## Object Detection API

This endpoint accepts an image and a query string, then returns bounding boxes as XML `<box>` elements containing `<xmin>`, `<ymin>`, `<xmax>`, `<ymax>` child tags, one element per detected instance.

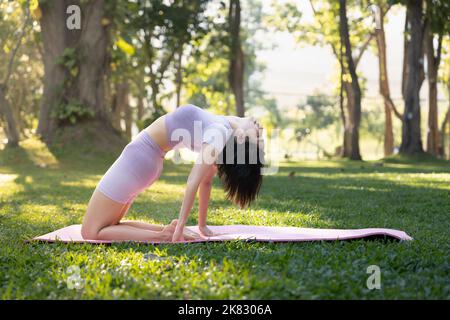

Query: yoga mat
<box><xmin>31</xmin><ymin>224</ymin><xmax>413</xmax><ymax>244</ymax></box>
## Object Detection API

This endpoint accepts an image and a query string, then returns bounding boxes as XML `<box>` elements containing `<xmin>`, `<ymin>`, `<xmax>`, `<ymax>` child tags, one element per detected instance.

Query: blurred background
<box><xmin>0</xmin><ymin>0</ymin><xmax>449</xmax><ymax>162</ymax></box>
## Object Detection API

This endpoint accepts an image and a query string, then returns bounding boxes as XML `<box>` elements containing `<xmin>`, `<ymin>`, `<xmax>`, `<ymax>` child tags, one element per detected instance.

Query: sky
<box><xmin>254</xmin><ymin>1</ymin><xmax>437</xmax><ymax>110</ymax></box>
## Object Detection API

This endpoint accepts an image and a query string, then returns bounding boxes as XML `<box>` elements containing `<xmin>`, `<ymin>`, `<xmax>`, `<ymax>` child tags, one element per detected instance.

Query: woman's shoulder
<box><xmin>172</xmin><ymin>104</ymin><xmax>202</xmax><ymax>117</ymax></box>
<box><xmin>179</xmin><ymin>104</ymin><xmax>202</xmax><ymax>112</ymax></box>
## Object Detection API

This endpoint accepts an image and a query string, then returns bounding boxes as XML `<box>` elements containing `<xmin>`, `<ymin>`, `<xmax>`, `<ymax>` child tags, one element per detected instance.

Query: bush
<box><xmin>52</xmin><ymin>100</ymin><xmax>94</xmax><ymax>125</ymax></box>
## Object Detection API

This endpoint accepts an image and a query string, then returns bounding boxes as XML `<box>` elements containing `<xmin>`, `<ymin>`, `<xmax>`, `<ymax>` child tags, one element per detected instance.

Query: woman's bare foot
<box><xmin>160</xmin><ymin>219</ymin><xmax>178</xmax><ymax>241</ymax></box>
<box><xmin>183</xmin><ymin>228</ymin><xmax>202</xmax><ymax>241</ymax></box>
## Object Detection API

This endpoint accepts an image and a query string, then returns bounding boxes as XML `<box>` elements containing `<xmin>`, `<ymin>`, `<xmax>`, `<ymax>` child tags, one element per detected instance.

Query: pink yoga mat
<box><xmin>31</xmin><ymin>224</ymin><xmax>413</xmax><ymax>244</ymax></box>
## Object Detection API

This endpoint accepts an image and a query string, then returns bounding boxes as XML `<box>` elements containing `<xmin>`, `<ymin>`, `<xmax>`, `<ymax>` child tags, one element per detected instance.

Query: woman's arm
<box><xmin>198</xmin><ymin>166</ymin><xmax>217</xmax><ymax>236</ymax></box>
<box><xmin>172</xmin><ymin>144</ymin><xmax>217</xmax><ymax>242</ymax></box>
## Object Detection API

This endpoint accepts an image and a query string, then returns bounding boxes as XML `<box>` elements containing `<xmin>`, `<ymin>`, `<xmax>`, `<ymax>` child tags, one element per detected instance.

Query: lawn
<box><xmin>0</xmin><ymin>138</ymin><xmax>449</xmax><ymax>299</ymax></box>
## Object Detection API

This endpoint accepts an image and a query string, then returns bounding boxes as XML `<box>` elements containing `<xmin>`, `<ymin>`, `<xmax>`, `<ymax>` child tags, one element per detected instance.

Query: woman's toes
<box><xmin>161</xmin><ymin>225</ymin><xmax>175</xmax><ymax>241</ymax></box>
<box><xmin>165</xmin><ymin>224</ymin><xmax>175</xmax><ymax>233</ymax></box>
<box><xmin>184</xmin><ymin>229</ymin><xmax>200</xmax><ymax>240</ymax></box>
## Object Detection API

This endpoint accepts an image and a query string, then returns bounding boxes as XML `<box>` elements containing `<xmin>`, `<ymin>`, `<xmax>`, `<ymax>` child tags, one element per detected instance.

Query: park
<box><xmin>0</xmin><ymin>0</ymin><xmax>449</xmax><ymax>300</ymax></box>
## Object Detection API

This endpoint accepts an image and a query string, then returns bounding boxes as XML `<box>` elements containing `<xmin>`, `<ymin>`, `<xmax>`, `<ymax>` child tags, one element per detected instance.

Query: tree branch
<box><xmin>441</xmin><ymin>105</ymin><xmax>450</xmax><ymax>133</ymax></box>
<box><xmin>2</xmin><ymin>5</ymin><xmax>31</xmax><ymax>87</ymax></box>
<box><xmin>157</xmin><ymin>47</ymin><xmax>177</xmax><ymax>84</ymax></box>
<box><xmin>354</xmin><ymin>32</ymin><xmax>375</xmax><ymax>67</ymax></box>
<box><xmin>435</xmin><ymin>32</ymin><xmax>443</xmax><ymax>68</ymax></box>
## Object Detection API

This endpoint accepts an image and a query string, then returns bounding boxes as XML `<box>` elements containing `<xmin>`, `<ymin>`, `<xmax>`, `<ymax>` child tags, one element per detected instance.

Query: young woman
<box><xmin>81</xmin><ymin>104</ymin><xmax>264</xmax><ymax>242</ymax></box>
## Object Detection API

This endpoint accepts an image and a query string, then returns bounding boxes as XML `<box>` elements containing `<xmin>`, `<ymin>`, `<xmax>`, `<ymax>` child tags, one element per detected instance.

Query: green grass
<box><xmin>0</xmin><ymin>138</ymin><xmax>449</xmax><ymax>299</ymax></box>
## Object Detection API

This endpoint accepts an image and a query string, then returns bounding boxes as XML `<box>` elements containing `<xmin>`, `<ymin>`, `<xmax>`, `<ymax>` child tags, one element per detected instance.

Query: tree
<box><xmin>111</xmin><ymin>82</ymin><xmax>130</xmax><ymax>136</ymax></box>
<box><xmin>268</xmin><ymin>0</ymin><xmax>373</xmax><ymax>160</ymax></box>
<box><xmin>37</xmin><ymin>0</ymin><xmax>113</xmax><ymax>142</ymax></box>
<box><xmin>240</xmin><ymin>0</ymin><xmax>279</xmax><ymax>125</ymax></box>
<box><xmin>438</xmin><ymin>38</ymin><xmax>450</xmax><ymax>159</ymax></box>
<box><xmin>171</xmin><ymin>0</ymin><xmax>210</xmax><ymax>110</ymax></box>
<box><xmin>185</xmin><ymin>0</ymin><xmax>273</xmax><ymax>118</ymax></box>
<box><xmin>339</xmin><ymin>0</ymin><xmax>362</xmax><ymax>160</ymax></box>
<box><xmin>442</xmin><ymin>81</ymin><xmax>450</xmax><ymax>158</ymax></box>
<box><xmin>370</xmin><ymin>2</ymin><xmax>403</xmax><ymax>156</ymax></box>
<box><xmin>0</xmin><ymin>2</ymin><xmax>31</xmax><ymax>147</ymax></box>
<box><xmin>296</xmin><ymin>93</ymin><xmax>340</xmax><ymax>133</ymax></box>
<box><xmin>228</xmin><ymin>0</ymin><xmax>245</xmax><ymax>117</ymax></box>
<box><xmin>424</xmin><ymin>0</ymin><xmax>450</xmax><ymax>155</ymax></box>
<box><xmin>130</xmin><ymin>0</ymin><xmax>209</xmax><ymax>118</ymax></box>
<box><xmin>398</xmin><ymin>0</ymin><xmax>425</xmax><ymax>154</ymax></box>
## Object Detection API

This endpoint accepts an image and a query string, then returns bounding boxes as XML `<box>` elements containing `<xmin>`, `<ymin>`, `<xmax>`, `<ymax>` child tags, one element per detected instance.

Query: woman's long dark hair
<box><xmin>216</xmin><ymin>137</ymin><xmax>264</xmax><ymax>208</ymax></box>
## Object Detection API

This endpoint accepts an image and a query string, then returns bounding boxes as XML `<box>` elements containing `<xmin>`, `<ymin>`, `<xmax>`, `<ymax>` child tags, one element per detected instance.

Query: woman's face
<box><xmin>236</xmin><ymin>117</ymin><xmax>263</xmax><ymax>145</ymax></box>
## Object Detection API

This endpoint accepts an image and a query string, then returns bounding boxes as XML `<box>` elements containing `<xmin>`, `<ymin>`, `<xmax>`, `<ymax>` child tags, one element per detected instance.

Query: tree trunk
<box><xmin>441</xmin><ymin>105</ymin><xmax>450</xmax><ymax>159</ymax></box>
<box><xmin>447</xmin><ymin>107</ymin><xmax>450</xmax><ymax>161</ymax></box>
<box><xmin>0</xmin><ymin>5</ymin><xmax>30</xmax><ymax>147</ymax></box>
<box><xmin>37</xmin><ymin>0</ymin><xmax>111</xmax><ymax>142</ymax></box>
<box><xmin>374</xmin><ymin>6</ymin><xmax>395</xmax><ymax>156</ymax></box>
<box><xmin>150</xmin><ymin>78</ymin><xmax>159</xmax><ymax>111</ymax></box>
<box><xmin>111</xmin><ymin>82</ymin><xmax>129</xmax><ymax>131</ymax></box>
<box><xmin>384</xmin><ymin>101</ymin><xmax>394</xmax><ymax>156</ymax></box>
<box><xmin>175</xmin><ymin>44</ymin><xmax>183</xmax><ymax>108</ymax></box>
<box><xmin>137</xmin><ymin>97</ymin><xmax>144</xmax><ymax>121</ymax></box>
<box><xmin>441</xmin><ymin>82</ymin><xmax>450</xmax><ymax>159</ymax></box>
<box><xmin>425</xmin><ymin>27</ymin><xmax>442</xmax><ymax>156</ymax></box>
<box><xmin>400</xmin><ymin>0</ymin><xmax>425</xmax><ymax>155</ymax></box>
<box><xmin>402</xmin><ymin>10</ymin><xmax>409</xmax><ymax>101</ymax></box>
<box><xmin>124</xmin><ymin>87</ymin><xmax>132</xmax><ymax>140</ymax></box>
<box><xmin>339</xmin><ymin>0</ymin><xmax>362</xmax><ymax>160</ymax></box>
<box><xmin>228</xmin><ymin>0</ymin><xmax>245</xmax><ymax>117</ymax></box>
<box><xmin>338</xmin><ymin>37</ymin><xmax>347</xmax><ymax>158</ymax></box>
<box><xmin>342</xmin><ymin>81</ymin><xmax>354</xmax><ymax>158</ymax></box>
<box><xmin>37</xmin><ymin>0</ymin><xmax>68</xmax><ymax>141</ymax></box>
<box><xmin>0</xmin><ymin>85</ymin><xmax>20</xmax><ymax>147</ymax></box>
<box><xmin>75</xmin><ymin>0</ymin><xmax>110</xmax><ymax>121</ymax></box>
<box><xmin>133</xmin><ymin>78</ymin><xmax>145</xmax><ymax>121</ymax></box>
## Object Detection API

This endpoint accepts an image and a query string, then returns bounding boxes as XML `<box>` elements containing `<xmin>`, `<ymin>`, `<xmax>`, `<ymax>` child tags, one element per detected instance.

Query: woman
<box><xmin>81</xmin><ymin>104</ymin><xmax>264</xmax><ymax>242</ymax></box>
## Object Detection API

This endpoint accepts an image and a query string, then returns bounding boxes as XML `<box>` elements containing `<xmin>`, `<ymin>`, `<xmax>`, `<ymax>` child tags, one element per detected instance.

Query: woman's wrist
<box><xmin>175</xmin><ymin>222</ymin><xmax>185</xmax><ymax>233</ymax></box>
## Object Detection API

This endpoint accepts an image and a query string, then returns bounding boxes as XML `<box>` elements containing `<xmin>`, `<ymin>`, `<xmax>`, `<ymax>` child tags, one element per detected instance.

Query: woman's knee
<box><xmin>81</xmin><ymin>223</ymin><xmax>100</xmax><ymax>240</ymax></box>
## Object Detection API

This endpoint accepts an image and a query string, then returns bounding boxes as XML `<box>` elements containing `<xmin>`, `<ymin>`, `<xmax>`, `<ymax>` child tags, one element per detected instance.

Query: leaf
<box><xmin>29</xmin><ymin>0</ymin><xmax>39</xmax><ymax>11</ymax></box>
<box><xmin>101</xmin><ymin>18</ymin><xmax>110</xmax><ymax>26</ymax></box>
<box><xmin>70</xmin><ymin>67</ymin><xmax>79</xmax><ymax>77</ymax></box>
<box><xmin>31</xmin><ymin>7</ymin><xmax>42</xmax><ymax>20</ymax></box>
<box><xmin>115</xmin><ymin>37</ymin><xmax>135</xmax><ymax>56</ymax></box>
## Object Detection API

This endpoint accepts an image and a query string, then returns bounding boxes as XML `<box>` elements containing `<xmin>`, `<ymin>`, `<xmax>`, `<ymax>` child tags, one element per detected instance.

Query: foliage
<box><xmin>109</xmin><ymin>0</ymin><xmax>211</xmax><ymax>117</ymax></box>
<box><xmin>360</xmin><ymin>106</ymin><xmax>386</xmax><ymax>141</ymax></box>
<box><xmin>438</xmin><ymin>37</ymin><xmax>450</xmax><ymax>86</ymax></box>
<box><xmin>297</xmin><ymin>94</ymin><xmax>340</xmax><ymax>132</ymax></box>
<box><xmin>185</xmin><ymin>0</ymin><xmax>278</xmax><ymax>118</ymax></box>
<box><xmin>0</xmin><ymin>0</ymin><xmax>43</xmax><ymax>136</ymax></box>
<box><xmin>184</xmin><ymin>38</ymin><xmax>232</xmax><ymax>114</ymax></box>
<box><xmin>56</xmin><ymin>48</ymin><xmax>79</xmax><ymax>78</ymax></box>
<box><xmin>425</xmin><ymin>0</ymin><xmax>450</xmax><ymax>35</ymax></box>
<box><xmin>115</xmin><ymin>37</ymin><xmax>135</xmax><ymax>56</ymax></box>
<box><xmin>51</xmin><ymin>100</ymin><xmax>94</xmax><ymax>125</ymax></box>
<box><xmin>135</xmin><ymin>106</ymin><xmax>166</xmax><ymax>132</ymax></box>
<box><xmin>184</xmin><ymin>1</ymin><xmax>234</xmax><ymax>114</ymax></box>
<box><xmin>268</xmin><ymin>0</ymin><xmax>374</xmax><ymax>55</ymax></box>
<box><xmin>267</xmin><ymin>0</ymin><xmax>373</xmax><ymax>97</ymax></box>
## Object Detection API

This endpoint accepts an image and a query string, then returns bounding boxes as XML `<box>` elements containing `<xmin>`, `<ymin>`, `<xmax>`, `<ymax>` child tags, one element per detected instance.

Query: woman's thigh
<box><xmin>82</xmin><ymin>189</ymin><xmax>130</xmax><ymax>232</ymax></box>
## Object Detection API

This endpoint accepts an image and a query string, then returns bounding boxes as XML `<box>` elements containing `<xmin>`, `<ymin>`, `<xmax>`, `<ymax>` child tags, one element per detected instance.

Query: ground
<box><xmin>0</xmin><ymin>138</ymin><xmax>449</xmax><ymax>299</ymax></box>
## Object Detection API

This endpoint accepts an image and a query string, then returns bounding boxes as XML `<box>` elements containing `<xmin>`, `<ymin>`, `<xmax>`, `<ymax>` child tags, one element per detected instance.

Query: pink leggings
<box><xmin>96</xmin><ymin>130</ymin><xmax>165</xmax><ymax>204</ymax></box>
